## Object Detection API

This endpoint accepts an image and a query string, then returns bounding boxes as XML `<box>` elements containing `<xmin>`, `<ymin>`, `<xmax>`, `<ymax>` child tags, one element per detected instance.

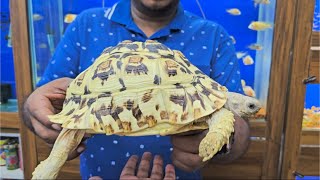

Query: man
<box><xmin>23</xmin><ymin>0</ymin><xmax>250</xmax><ymax>179</ymax></box>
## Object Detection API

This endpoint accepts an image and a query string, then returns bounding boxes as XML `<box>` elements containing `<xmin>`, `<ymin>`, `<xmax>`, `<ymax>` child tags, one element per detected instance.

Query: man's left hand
<box><xmin>170</xmin><ymin>116</ymin><xmax>250</xmax><ymax>172</ymax></box>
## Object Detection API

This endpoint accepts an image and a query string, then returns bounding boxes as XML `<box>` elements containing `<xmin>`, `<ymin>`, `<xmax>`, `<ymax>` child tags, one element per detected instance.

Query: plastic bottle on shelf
<box><xmin>0</xmin><ymin>138</ymin><xmax>9</xmax><ymax>166</ymax></box>
<box><xmin>4</xmin><ymin>143</ymin><xmax>19</xmax><ymax>170</ymax></box>
<box><xmin>0</xmin><ymin>145</ymin><xmax>6</xmax><ymax>166</ymax></box>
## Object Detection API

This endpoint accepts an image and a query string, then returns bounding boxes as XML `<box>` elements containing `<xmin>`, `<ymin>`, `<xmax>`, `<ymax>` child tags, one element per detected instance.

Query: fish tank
<box><xmin>0</xmin><ymin>1</ymin><xmax>317</xmax><ymax>118</ymax></box>
<box><xmin>1</xmin><ymin>0</ymin><xmax>315</xmax><ymax>179</ymax></box>
<box><xmin>23</xmin><ymin>0</ymin><xmax>319</xmax><ymax>129</ymax></box>
<box><xmin>25</xmin><ymin>0</ymin><xmax>276</xmax><ymax>117</ymax></box>
<box><xmin>0</xmin><ymin>0</ymin><xmax>17</xmax><ymax>112</ymax></box>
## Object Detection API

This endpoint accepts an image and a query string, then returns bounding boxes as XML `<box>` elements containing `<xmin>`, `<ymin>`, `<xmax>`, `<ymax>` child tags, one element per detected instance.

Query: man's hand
<box><xmin>22</xmin><ymin>77</ymin><xmax>86</xmax><ymax>160</ymax></box>
<box><xmin>170</xmin><ymin>116</ymin><xmax>250</xmax><ymax>172</ymax></box>
<box><xmin>89</xmin><ymin>152</ymin><xmax>176</xmax><ymax>180</ymax></box>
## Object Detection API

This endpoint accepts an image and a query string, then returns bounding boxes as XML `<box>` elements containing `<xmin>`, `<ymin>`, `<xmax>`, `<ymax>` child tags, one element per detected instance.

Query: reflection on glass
<box><xmin>28</xmin><ymin>0</ymin><xmax>64</xmax><ymax>86</ymax></box>
<box><xmin>0</xmin><ymin>0</ymin><xmax>17</xmax><ymax>112</ymax></box>
<box><xmin>254</xmin><ymin>0</ymin><xmax>276</xmax><ymax>111</ymax></box>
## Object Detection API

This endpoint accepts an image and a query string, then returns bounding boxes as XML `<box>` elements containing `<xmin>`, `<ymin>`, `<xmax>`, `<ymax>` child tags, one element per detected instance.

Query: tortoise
<box><xmin>32</xmin><ymin>40</ymin><xmax>261</xmax><ymax>179</ymax></box>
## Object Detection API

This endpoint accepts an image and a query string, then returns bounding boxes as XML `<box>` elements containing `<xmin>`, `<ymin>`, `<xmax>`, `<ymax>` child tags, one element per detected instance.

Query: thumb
<box><xmin>59</xmin><ymin>77</ymin><xmax>74</xmax><ymax>86</ymax></box>
<box><xmin>52</xmin><ymin>77</ymin><xmax>74</xmax><ymax>91</ymax></box>
<box><xmin>67</xmin><ymin>143</ymin><xmax>86</xmax><ymax>161</ymax></box>
<box><xmin>42</xmin><ymin>77</ymin><xmax>74</xmax><ymax>93</ymax></box>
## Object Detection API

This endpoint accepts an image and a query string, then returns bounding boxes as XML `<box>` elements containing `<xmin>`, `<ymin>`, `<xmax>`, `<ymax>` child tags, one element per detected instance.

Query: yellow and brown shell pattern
<box><xmin>49</xmin><ymin>40</ymin><xmax>228</xmax><ymax>135</ymax></box>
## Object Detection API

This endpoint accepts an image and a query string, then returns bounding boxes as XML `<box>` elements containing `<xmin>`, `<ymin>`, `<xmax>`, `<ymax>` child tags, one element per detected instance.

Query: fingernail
<box><xmin>131</xmin><ymin>155</ymin><xmax>138</xmax><ymax>159</ymax></box>
<box><xmin>143</xmin><ymin>152</ymin><xmax>152</xmax><ymax>156</ymax></box>
<box><xmin>52</xmin><ymin>124</ymin><xmax>62</xmax><ymax>131</ymax></box>
<box><xmin>77</xmin><ymin>146</ymin><xmax>86</xmax><ymax>153</ymax></box>
<box><xmin>84</xmin><ymin>133</ymin><xmax>92</xmax><ymax>138</ymax></box>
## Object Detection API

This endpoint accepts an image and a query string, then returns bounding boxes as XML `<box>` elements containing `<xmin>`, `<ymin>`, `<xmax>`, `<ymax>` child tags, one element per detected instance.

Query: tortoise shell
<box><xmin>49</xmin><ymin>40</ymin><xmax>228</xmax><ymax>135</ymax></box>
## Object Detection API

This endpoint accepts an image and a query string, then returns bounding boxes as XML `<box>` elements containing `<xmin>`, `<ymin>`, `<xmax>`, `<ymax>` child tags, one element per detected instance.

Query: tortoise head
<box><xmin>224</xmin><ymin>92</ymin><xmax>261</xmax><ymax>118</ymax></box>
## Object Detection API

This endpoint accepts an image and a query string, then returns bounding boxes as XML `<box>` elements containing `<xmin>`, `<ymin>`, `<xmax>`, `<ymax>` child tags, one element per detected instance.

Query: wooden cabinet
<box><xmin>298</xmin><ymin>130</ymin><xmax>320</xmax><ymax>176</ymax></box>
<box><xmin>4</xmin><ymin>0</ymin><xmax>317</xmax><ymax>179</ymax></box>
<box><xmin>309</xmin><ymin>32</ymin><xmax>320</xmax><ymax>84</ymax></box>
<box><xmin>295</xmin><ymin>31</ymin><xmax>320</xmax><ymax>178</ymax></box>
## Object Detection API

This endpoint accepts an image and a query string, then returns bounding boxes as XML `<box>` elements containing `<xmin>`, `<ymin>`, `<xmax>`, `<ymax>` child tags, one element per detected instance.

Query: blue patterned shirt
<box><xmin>38</xmin><ymin>0</ymin><xmax>243</xmax><ymax>179</ymax></box>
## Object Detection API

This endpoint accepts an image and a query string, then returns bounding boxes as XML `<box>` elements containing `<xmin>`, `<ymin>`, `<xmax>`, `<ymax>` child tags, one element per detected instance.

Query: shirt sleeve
<box><xmin>36</xmin><ymin>13</ymin><xmax>85</xmax><ymax>87</ymax></box>
<box><xmin>210</xmin><ymin>25</ymin><xmax>244</xmax><ymax>94</ymax></box>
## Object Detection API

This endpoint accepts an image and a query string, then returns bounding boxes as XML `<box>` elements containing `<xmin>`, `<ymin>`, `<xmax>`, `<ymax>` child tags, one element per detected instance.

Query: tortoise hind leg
<box><xmin>199</xmin><ymin>108</ymin><xmax>235</xmax><ymax>161</ymax></box>
<box><xmin>32</xmin><ymin>128</ymin><xmax>86</xmax><ymax>179</ymax></box>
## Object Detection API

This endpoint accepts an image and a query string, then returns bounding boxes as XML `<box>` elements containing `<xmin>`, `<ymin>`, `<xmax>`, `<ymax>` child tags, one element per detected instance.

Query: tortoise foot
<box><xmin>199</xmin><ymin>132</ymin><xmax>226</xmax><ymax>162</ymax></box>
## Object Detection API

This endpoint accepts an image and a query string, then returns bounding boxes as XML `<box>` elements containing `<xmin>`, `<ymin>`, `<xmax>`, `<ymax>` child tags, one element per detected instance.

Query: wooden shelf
<box><xmin>249</xmin><ymin>119</ymin><xmax>267</xmax><ymax>137</ymax></box>
<box><xmin>301</xmin><ymin>128</ymin><xmax>319</xmax><ymax>145</ymax></box>
<box><xmin>0</xmin><ymin>99</ymin><xmax>20</xmax><ymax>129</ymax></box>
<box><xmin>0</xmin><ymin>166</ymin><xmax>24</xmax><ymax>179</ymax></box>
<box><xmin>297</xmin><ymin>128</ymin><xmax>320</xmax><ymax>176</ymax></box>
<box><xmin>298</xmin><ymin>146</ymin><xmax>320</xmax><ymax>176</ymax></box>
<box><xmin>0</xmin><ymin>112</ymin><xmax>20</xmax><ymax>129</ymax></box>
<box><xmin>202</xmin><ymin>139</ymin><xmax>266</xmax><ymax>179</ymax></box>
<box><xmin>311</xmin><ymin>31</ymin><xmax>319</xmax><ymax>47</ymax></box>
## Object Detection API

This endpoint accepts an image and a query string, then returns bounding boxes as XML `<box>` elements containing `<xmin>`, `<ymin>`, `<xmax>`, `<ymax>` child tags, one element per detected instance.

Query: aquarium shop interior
<box><xmin>0</xmin><ymin>0</ymin><xmax>319</xmax><ymax>179</ymax></box>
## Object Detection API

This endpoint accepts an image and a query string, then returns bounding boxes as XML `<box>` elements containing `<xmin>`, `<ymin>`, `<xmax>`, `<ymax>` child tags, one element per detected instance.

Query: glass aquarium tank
<box><xmin>0</xmin><ymin>0</ymin><xmax>17</xmax><ymax>112</ymax></box>
<box><xmin>27</xmin><ymin>0</ymin><xmax>64</xmax><ymax>85</ymax></box>
<box><xmin>27</xmin><ymin>0</ymin><xmax>320</xmax><ymax>126</ymax></box>
<box><xmin>24</xmin><ymin>0</ymin><xmax>319</xmax><ymax>179</ymax></box>
<box><xmin>27</xmin><ymin>0</ymin><xmax>277</xmax><ymax>122</ymax></box>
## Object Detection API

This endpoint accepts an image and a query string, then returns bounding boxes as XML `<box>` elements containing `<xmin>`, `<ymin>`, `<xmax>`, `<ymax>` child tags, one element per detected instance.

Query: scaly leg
<box><xmin>32</xmin><ymin>128</ymin><xmax>86</xmax><ymax>179</ymax></box>
<box><xmin>199</xmin><ymin>108</ymin><xmax>235</xmax><ymax>161</ymax></box>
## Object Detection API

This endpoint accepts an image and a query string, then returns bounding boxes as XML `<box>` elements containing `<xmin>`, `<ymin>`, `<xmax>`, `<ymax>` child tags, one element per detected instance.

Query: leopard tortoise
<box><xmin>32</xmin><ymin>40</ymin><xmax>261</xmax><ymax>179</ymax></box>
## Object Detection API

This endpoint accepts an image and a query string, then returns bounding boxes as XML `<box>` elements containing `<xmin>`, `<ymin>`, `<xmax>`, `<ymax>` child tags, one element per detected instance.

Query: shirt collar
<box><xmin>108</xmin><ymin>0</ymin><xmax>187</xmax><ymax>31</ymax></box>
<box><xmin>167</xmin><ymin>4</ymin><xmax>187</xmax><ymax>30</ymax></box>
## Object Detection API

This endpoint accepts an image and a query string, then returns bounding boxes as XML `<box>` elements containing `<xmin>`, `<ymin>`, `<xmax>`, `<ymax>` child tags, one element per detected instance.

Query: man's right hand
<box><xmin>22</xmin><ymin>77</ymin><xmax>86</xmax><ymax>160</ymax></box>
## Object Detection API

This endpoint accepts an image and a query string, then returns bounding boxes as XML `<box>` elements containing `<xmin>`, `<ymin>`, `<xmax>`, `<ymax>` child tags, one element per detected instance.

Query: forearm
<box><xmin>210</xmin><ymin>116</ymin><xmax>250</xmax><ymax>164</ymax></box>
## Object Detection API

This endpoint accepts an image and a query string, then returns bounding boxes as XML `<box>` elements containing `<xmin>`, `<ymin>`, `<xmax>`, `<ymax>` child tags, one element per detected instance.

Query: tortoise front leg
<box><xmin>32</xmin><ymin>128</ymin><xmax>86</xmax><ymax>179</ymax></box>
<box><xmin>198</xmin><ymin>108</ymin><xmax>235</xmax><ymax>161</ymax></box>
